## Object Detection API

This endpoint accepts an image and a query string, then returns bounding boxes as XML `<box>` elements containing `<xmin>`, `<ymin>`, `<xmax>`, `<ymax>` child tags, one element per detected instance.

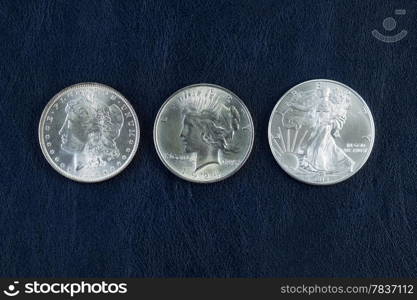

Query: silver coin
<box><xmin>38</xmin><ymin>82</ymin><xmax>140</xmax><ymax>182</ymax></box>
<box><xmin>268</xmin><ymin>79</ymin><xmax>375</xmax><ymax>185</ymax></box>
<box><xmin>154</xmin><ymin>84</ymin><xmax>254</xmax><ymax>183</ymax></box>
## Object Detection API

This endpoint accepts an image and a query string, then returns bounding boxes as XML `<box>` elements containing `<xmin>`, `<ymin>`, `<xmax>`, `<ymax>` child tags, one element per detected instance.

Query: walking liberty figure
<box><xmin>281</xmin><ymin>86</ymin><xmax>354</xmax><ymax>175</ymax></box>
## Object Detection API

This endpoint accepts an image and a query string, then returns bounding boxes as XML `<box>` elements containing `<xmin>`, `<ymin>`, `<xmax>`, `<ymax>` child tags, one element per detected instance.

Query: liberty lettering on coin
<box><xmin>39</xmin><ymin>83</ymin><xmax>140</xmax><ymax>182</ymax></box>
<box><xmin>154</xmin><ymin>84</ymin><xmax>254</xmax><ymax>183</ymax></box>
<box><xmin>268</xmin><ymin>80</ymin><xmax>375</xmax><ymax>185</ymax></box>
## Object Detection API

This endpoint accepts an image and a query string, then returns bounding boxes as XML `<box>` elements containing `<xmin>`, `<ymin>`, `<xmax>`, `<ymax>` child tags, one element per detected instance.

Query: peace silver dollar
<box><xmin>154</xmin><ymin>84</ymin><xmax>254</xmax><ymax>183</ymax></box>
<box><xmin>39</xmin><ymin>83</ymin><xmax>140</xmax><ymax>182</ymax></box>
<box><xmin>268</xmin><ymin>79</ymin><xmax>375</xmax><ymax>185</ymax></box>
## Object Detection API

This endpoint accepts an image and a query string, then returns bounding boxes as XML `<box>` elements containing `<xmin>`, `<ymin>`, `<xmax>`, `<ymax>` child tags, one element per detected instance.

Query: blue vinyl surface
<box><xmin>0</xmin><ymin>0</ymin><xmax>416</xmax><ymax>277</ymax></box>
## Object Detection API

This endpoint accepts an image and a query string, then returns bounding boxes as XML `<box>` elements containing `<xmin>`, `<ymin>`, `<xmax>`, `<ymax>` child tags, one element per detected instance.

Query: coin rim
<box><xmin>38</xmin><ymin>82</ymin><xmax>140</xmax><ymax>183</ymax></box>
<box><xmin>268</xmin><ymin>79</ymin><xmax>375</xmax><ymax>185</ymax></box>
<box><xmin>154</xmin><ymin>83</ymin><xmax>255</xmax><ymax>183</ymax></box>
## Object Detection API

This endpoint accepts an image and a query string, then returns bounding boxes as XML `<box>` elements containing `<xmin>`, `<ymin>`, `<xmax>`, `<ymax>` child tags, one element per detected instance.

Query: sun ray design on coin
<box><xmin>268</xmin><ymin>80</ymin><xmax>375</xmax><ymax>185</ymax></box>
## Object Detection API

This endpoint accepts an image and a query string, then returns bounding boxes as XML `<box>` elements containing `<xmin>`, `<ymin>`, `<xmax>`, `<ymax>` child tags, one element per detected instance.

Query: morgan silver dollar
<box><xmin>154</xmin><ymin>84</ymin><xmax>254</xmax><ymax>183</ymax></box>
<box><xmin>39</xmin><ymin>83</ymin><xmax>140</xmax><ymax>182</ymax></box>
<box><xmin>268</xmin><ymin>79</ymin><xmax>375</xmax><ymax>185</ymax></box>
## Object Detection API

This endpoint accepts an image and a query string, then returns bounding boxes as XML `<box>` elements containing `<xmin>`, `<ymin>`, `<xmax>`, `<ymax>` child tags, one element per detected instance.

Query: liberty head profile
<box><xmin>179</xmin><ymin>89</ymin><xmax>241</xmax><ymax>171</ymax></box>
<box><xmin>58</xmin><ymin>94</ymin><xmax>124</xmax><ymax>171</ymax></box>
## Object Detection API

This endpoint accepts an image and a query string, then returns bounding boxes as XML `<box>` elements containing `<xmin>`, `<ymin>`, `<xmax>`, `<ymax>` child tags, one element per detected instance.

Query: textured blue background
<box><xmin>0</xmin><ymin>0</ymin><xmax>416</xmax><ymax>277</ymax></box>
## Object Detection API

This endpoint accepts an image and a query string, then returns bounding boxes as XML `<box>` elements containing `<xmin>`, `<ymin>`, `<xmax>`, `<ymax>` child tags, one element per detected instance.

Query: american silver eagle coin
<box><xmin>268</xmin><ymin>79</ymin><xmax>375</xmax><ymax>185</ymax></box>
<box><xmin>154</xmin><ymin>84</ymin><xmax>254</xmax><ymax>183</ymax></box>
<box><xmin>39</xmin><ymin>83</ymin><xmax>140</xmax><ymax>182</ymax></box>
